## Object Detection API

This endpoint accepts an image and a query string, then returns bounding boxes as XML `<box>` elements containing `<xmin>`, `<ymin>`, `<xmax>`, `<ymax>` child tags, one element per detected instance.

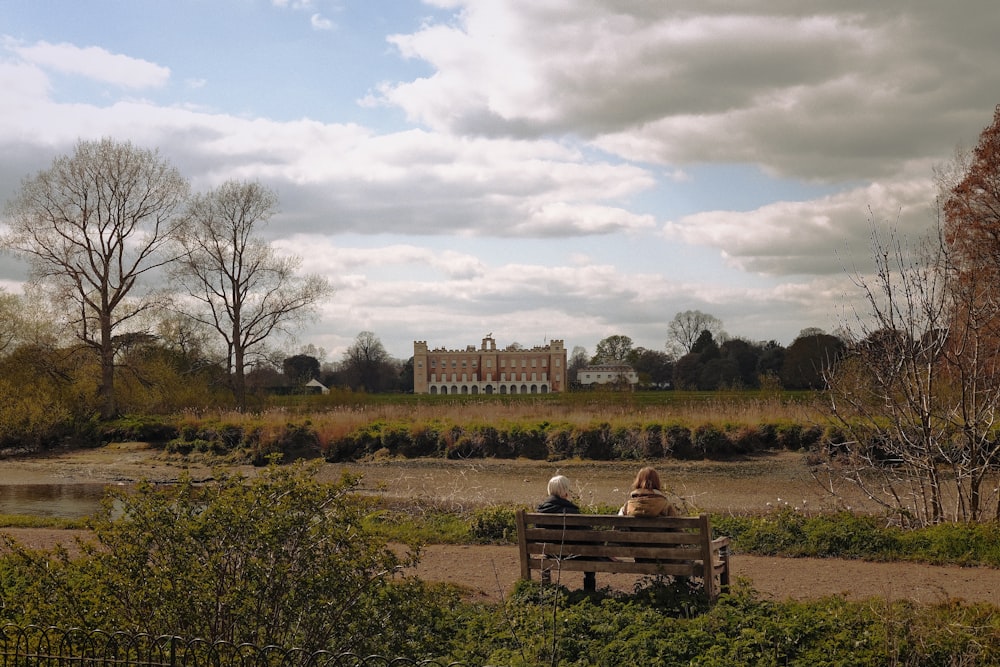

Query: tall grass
<box><xmin>183</xmin><ymin>390</ymin><xmax>824</xmax><ymax>432</ymax></box>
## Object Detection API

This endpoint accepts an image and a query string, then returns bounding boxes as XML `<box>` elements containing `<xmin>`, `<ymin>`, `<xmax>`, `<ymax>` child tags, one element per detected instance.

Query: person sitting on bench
<box><xmin>619</xmin><ymin>467</ymin><xmax>678</xmax><ymax>517</ymax></box>
<box><xmin>536</xmin><ymin>474</ymin><xmax>596</xmax><ymax>591</ymax></box>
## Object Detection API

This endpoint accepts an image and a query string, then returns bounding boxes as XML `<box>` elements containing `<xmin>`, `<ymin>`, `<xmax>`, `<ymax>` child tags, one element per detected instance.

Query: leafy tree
<box><xmin>170</xmin><ymin>180</ymin><xmax>332</xmax><ymax>407</ymax></box>
<box><xmin>2</xmin><ymin>138</ymin><xmax>190</xmax><ymax>418</ymax></box>
<box><xmin>781</xmin><ymin>330</ymin><xmax>844</xmax><ymax>390</ymax></box>
<box><xmin>0</xmin><ymin>344</ymin><xmax>84</xmax><ymax>450</ymax></box>
<box><xmin>672</xmin><ymin>351</ymin><xmax>702</xmax><ymax>390</ymax></box>
<box><xmin>397</xmin><ymin>356</ymin><xmax>415</xmax><ymax>393</ymax></box>
<box><xmin>630</xmin><ymin>347</ymin><xmax>674</xmax><ymax>388</ymax></box>
<box><xmin>667</xmin><ymin>310</ymin><xmax>723</xmax><ymax>355</ymax></box>
<box><xmin>0</xmin><ymin>463</ymin><xmax>453</xmax><ymax>656</ymax></box>
<box><xmin>719</xmin><ymin>338</ymin><xmax>761</xmax><ymax>388</ymax></box>
<box><xmin>699</xmin><ymin>356</ymin><xmax>739</xmax><ymax>391</ymax></box>
<box><xmin>691</xmin><ymin>330</ymin><xmax>720</xmax><ymax>361</ymax></box>
<box><xmin>283</xmin><ymin>353</ymin><xmax>321</xmax><ymax>384</ymax></box>
<box><xmin>756</xmin><ymin>340</ymin><xmax>786</xmax><ymax>383</ymax></box>
<box><xmin>592</xmin><ymin>334</ymin><xmax>633</xmax><ymax>364</ymax></box>
<box><xmin>115</xmin><ymin>337</ymin><xmax>227</xmax><ymax>413</ymax></box>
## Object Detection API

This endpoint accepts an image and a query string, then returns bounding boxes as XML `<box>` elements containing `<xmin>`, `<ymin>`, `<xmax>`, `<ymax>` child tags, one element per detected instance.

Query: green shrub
<box><xmin>100</xmin><ymin>416</ymin><xmax>178</xmax><ymax>443</ymax></box>
<box><xmin>0</xmin><ymin>462</ymin><xmax>451</xmax><ymax>659</ymax></box>
<box><xmin>664</xmin><ymin>424</ymin><xmax>694</xmax><ymax>458</ymax></box>
<box><xmin>544</xmin><ymin>425</ymin><xmax>573</xmax><ymax>460</ymax></box>
<box><xmin>398</xmin><ymin>421</ymin><xmax>438</xmax><ymax>457</ymax></box>
<box><xmin>164</xmin><ymin>438</ymin><xmax>194</xmax><ymax>455</ymax></box>
<box><xmin>469</xmin><ymin>505</ymin><xmax>518</xmax><ymax>543</ymax></box>
<box><xmin>641</xmin><ymin>422</ymin><xmax>665</xmax><ymax>458</ymax></box>
<box><xmin>503</xmin><ymin>421</ymin><xmax>543</xmax><ymax>459</ymax></box>
<box><xmin>572</xmin><ymin>422</ymin><xmax>614</xmax><ymax>460</ymax></box>
<box><xmin>692</xmin><ymin>423</ymin><xmax>729</xmax><ymax>458</ymax></box>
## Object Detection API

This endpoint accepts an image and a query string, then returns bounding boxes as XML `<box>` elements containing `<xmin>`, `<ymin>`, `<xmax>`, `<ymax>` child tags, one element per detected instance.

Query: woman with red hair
<box><xmin>619</xmin><ymin>466</ymin><xmax>679</xmax><ymax>517</ymax></box>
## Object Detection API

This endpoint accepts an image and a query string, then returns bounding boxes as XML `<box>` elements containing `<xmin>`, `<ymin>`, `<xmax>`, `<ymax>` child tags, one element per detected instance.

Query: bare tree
<box><xmin>2</xmin><ymin>138</ymin><xmax>189</xmax><ymax>418</ymax></box>
<box><xmin>340</xmin><ymin>331</ymin><xmax>392</xmax><ymax>393</ymax></box>
<box><xmin>171</xmin><ymin>180</ymin><xmax>332</xmax><ymax>407</ymax></box>
<box><xmin>567</xmin><ymin>345</ymin><xmax>589</xmax><ymax>385</ymax></box>
<box><xmin>667</xmin><ymin>310</ymin><xmax>723</xmax><ymax>356</ymax></box>
<box><xmin>825</xmin><ymin>216</ymin><xmax>1000</xmax><ymax>525</ymax></box>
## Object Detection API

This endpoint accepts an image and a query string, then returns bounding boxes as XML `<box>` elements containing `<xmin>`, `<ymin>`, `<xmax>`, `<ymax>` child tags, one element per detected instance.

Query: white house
<box><xmin>304</xmin><ymin>378</ymin><xmax>329</xmax><ymax>395</ymax></box>
<box><xmin>577</xmin><ymin>364</ymin><xmax>638</xmax><ymax>387</ymax></box>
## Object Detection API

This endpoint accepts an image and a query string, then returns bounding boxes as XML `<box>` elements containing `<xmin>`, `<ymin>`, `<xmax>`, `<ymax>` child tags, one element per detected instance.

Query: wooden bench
<box><xmin>515</xmin><ymin>510</ymin><xmax>731</xmax><ymax>599</ymax></box>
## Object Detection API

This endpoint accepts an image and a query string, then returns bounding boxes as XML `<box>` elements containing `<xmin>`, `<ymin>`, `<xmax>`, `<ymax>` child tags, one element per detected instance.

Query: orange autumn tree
<box><xmin>944</xmin><ymin>105</ymin><xmax>1000</xmax><ymax>276</ymax></box>
<box><xmin>940</xmin><ymin>104</ymin><xmax>1000</xmax><ymax>521</ymax></box>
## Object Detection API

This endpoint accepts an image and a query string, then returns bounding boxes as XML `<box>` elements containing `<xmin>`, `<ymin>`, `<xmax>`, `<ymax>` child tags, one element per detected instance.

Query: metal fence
<box><xmin>0</xmin><ymin>625</ymin><xmax>471</xmax><ymax>667</ymax></box>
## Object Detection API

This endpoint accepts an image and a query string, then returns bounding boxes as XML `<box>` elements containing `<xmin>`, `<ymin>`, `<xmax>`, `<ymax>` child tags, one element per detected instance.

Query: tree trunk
<box><xmin>100</xmin><ymin>314</ymin><xmax>116</xmax><ymax>419</ymax></box>
<box><xmin>233</xmin><ymin>318</ymin><xmax>246</xmax><ymax>409</ymax></box>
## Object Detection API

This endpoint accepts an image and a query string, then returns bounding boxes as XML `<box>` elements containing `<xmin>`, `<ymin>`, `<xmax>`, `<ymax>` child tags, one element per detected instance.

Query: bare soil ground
<box><xmin>3</xmin><ymin>443</ymin><xmax>999</xmax><ymax>605</ymax></box>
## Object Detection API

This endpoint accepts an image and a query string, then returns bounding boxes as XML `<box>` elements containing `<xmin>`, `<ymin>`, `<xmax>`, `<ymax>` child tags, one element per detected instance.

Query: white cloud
<box><xmin>310</xmin><ymin>13</ymin><xmax>334</xmax><ymax>30</ymax></box>
<box><xmin>663</xmin><ymin>178</ymin><xmax>938</xmax><ymax>276</ymax></box>
<box><xmin>379</xmin><ymin>2</ymin><xmax>1000</xmax><ymax>182</ymax></box>
<box><xmin>8</xmin><ymin>39</ymin><xmax>169</xmax><ymax>89</ymax></box>
<box><xmin>3</xmin><ymin>2</ymin><xmax>998</xmax><ymax>359</ymax></box>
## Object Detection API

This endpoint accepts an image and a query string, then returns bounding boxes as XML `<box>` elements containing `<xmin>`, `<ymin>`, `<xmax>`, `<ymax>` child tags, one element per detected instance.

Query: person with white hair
<box><xmin>536</xmin><ymin>474</ymin><xmax>596</xmax><ymax>591</ymax></box>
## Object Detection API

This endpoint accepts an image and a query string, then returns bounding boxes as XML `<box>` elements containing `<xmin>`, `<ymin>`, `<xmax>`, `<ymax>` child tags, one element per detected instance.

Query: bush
<box><xmin>469</xmin><ymin>505</ymin><xmax>518</xmax><ymax>543</ymax></box>
<box><xmin>100</xmin><ymin>416</ymin><xmax>179</xmax><ymax>443</ymax></box>
<box><xmin>692</xmin><ymin>423</ymin><xmax>729</xmax><ymax>458</ymax></box>
<box><xmin>663</xmin><ymin>424</ymin><xmax>694</xmax><ymax>458</ymax></box>
<box><xmin>0</xmin><ymin>462</ymin><xmax>453</xmax><ymax>658</ymax></box>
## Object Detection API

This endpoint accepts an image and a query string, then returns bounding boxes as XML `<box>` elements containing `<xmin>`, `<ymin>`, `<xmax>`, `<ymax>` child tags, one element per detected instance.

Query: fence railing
<box><xmin>0</xmin><ymin>625</ymin><xmax>471</xmax><ymax>667</ymax></box>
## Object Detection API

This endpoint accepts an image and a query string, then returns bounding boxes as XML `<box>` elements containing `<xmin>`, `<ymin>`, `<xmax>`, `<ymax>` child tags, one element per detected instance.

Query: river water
<box><xmin>0</xmin><ymin>483</ymin><xmax>109</xmax><ymax>518</ymax></box>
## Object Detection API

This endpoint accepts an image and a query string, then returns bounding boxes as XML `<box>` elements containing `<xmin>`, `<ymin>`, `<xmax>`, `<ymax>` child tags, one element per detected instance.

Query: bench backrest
<box><xmin>516</xmin><ymin>510</ymin><xmax>727</xmax><ymax>598</ymax></box>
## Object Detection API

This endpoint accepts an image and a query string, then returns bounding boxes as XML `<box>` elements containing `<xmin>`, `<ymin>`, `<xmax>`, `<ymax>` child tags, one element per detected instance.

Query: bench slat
<box><xmin>528</xmin><ymin>558</ymin><xmax>701</xmax><ymax>577</ymax></box>
<box><xmin>523</xmin><ymin>528</ymin><xmax>702</xmax><ymax>546</ymax></box>
<box><xmin>515</xmin><ymin>510</ymin><xmax>731</xmax><ymax>601</ymax></box>
<box><xmin>525</xmin><ymin>544</ymin><xmax>701</xmax><ymax>560</ymax></box>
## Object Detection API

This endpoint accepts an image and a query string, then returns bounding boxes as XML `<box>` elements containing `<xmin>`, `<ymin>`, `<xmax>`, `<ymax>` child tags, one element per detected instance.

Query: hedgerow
<box><xmin>442</xmin><ymin>584</ymin><xmax>1000</xmax><ymax>666</ymax></box>
<box><xmin>317</xmin><ymin>417</ymin><xmax>828</xmax><ymax>462</ymax></box>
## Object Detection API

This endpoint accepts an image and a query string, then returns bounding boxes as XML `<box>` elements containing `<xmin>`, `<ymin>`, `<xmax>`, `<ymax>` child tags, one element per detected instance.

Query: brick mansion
<box><xmin>413</xmin><ymin>336</ymin><xmax>567</xmax><ymax>394</ymax></box>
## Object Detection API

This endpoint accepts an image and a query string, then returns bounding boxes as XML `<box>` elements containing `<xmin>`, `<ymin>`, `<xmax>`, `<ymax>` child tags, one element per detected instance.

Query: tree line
<box><xmin>1</xmin><ymin>138</ymin><xmax>332</xmax><ymax>419</ymax></box>
<box><xmin>568</xmin><ymin>316</ymin><xmax>845</xmax><ymax>392</ymax></box>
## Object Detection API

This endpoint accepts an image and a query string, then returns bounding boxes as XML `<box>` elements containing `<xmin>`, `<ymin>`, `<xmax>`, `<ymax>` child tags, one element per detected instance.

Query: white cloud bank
<box><xmin>7</xmin><ymin>39</ymin><xmax>170</xmax><ymax>89</ymax></box>
<box><xmin>1</xmin><ymin>0</ymin><xmax>999</xmax><ymax>357</ymax></box>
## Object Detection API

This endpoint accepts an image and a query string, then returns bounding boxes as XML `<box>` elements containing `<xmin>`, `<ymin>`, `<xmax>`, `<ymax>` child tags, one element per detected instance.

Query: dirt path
<box><xmin>405</xmin><ymin>543</ymin><xmax>1000</xmax><ymax>605</ymax></box>
<box><xmin>3</xmin><ymin>527</ymin><xmax>996</xmax><ymax>606</ymax></box>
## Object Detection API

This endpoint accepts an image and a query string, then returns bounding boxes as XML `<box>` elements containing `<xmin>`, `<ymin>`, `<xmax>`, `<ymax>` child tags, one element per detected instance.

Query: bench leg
<box><xmin>583</xmin><ymin>572</ymin><xmax>596</xmax><ymax>591</ymax></box>
<box><xmin>541</xmin><ymin>568</ymin><xmax>551</xmax><ymax>585</ymax></box>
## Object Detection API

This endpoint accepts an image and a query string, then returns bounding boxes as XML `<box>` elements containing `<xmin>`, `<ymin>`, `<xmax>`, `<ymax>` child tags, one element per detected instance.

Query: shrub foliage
<box><xmin>0</xmin><ymin>462</ymin><xmax>460</xmax><ymax>657</ymax></box>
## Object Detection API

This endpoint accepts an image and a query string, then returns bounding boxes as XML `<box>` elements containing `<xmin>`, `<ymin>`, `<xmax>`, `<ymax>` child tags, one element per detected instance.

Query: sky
<box><xmin>1</xmin><ymin>1</ymin><xmax>999</xmax><ymax>364</ymax></box>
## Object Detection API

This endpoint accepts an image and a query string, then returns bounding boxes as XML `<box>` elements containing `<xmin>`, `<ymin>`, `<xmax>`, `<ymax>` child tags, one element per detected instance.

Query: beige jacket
<box><xmin>621</xmin><ymin>488</ymin><xmax>678</xmax><ymax>517</ymax></box>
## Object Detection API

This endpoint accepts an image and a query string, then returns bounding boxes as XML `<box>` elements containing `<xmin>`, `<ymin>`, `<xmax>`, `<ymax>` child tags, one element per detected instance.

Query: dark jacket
<box><xmin>537</xmin><ymin>494</ymin><xmax>581</xmax><ymax>514</ymax></box>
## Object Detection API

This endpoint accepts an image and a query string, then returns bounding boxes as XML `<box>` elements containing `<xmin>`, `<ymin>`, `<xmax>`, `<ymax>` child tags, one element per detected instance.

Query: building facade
<box><xmin>413</xmin><ymin>336</ymin><xmax>567</xmax><ymax>395</ymax></box>
<box><xmin>577</xmin><ymin>364</ymin><xmax>638</xmax><ymax>387</ymax></box>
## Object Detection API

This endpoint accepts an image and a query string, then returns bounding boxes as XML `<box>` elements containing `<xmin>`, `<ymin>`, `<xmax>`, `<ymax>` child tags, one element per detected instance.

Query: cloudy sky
<box><xmin>1</xmin><ymin>1</ymin><xmax>998</xmax><ymax>363</ymax></box>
